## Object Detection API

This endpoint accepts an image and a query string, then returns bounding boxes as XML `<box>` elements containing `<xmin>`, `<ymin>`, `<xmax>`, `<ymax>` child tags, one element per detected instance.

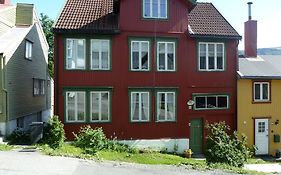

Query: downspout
<box><xmin>0</xmin><ymin>53</ymin><xmax>8</xmax><ymax>136</ymax></box>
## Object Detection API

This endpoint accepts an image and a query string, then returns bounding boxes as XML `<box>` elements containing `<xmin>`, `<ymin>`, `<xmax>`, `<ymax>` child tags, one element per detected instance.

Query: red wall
<box><xmin>54</xmin><ymin>0</ymin><xmax>238</xmax><ymax>140</ymax></box>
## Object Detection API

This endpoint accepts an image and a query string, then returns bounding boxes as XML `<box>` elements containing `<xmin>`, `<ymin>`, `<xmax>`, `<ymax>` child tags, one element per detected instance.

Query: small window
<box><xmin>254</xmin><ymin>82</ymin><xmax>270</xmax><ymax>102</ymax></box>
<box><xmin>194</xmin><ymin>94</ymin><xmax>229</xmax><ymax>110</ymax></box>
<box><xmin>143</xmin><ymin>0</ymin><xmax>167</xmax><ymax>19</ymax></box>
<box><xmin>156</xmin><ymin>91</ymin><xmax>176</xmax><ymax>122</ymax></box>
<box><xmin>66</xmin><ymin>91</ymin><xmax>86</xmax><ymax>122</ymax></box>
<box><xmin>91</xmin><ymin>39</ymin><xmax>110</xmax><ymax>70</ymax></box>
<box><xmin>131</xmin><ymin>41</ymin><xmax>150</xmax><ymax>71</ymax></box>
<box><xmin>33</xmin><ymin>79</ymin><xmax>45</xmax><ymax>96</ymax></box>
<box><xmin>130</xmin><ymin>91</ymin><xmax>150</xmax><ymax>122</ymax></box>
<box><xmin>258</xmin><ymin>122</ymin><xmax>266</xmax><ymax>133</ymax></box>
<box><xmin>90</xmin><ymin>91</ymin><xmax>110</xmax><ymax>122</ymax></box>
<box><xmin>199</xmin><ymin>43</ymin><xmax>224</xmax><ymax>71</ymax></box>
<box><xmin>157</xmin><ymin>42</ymin><xmax>175</xmax><ymax>71</ymax></box>
<box><xmin>66</xmin><ymin>39</ymin><xmax>86</xmax><ymax>70</ymax></box>
<box><xmin>25</xmin><ymin>40</ymin><xmax>33</xmax><ymax>60</ymax></box>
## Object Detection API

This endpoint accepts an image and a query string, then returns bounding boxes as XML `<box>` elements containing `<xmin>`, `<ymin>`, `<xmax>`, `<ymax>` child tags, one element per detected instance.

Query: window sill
<box><xmin>198</xmin><ymin>69</ymin><xmax>225</xmax><ymax>72</ymax></box>
<box><xmin>252</xmin><ymin>100</ymin><xmax>271</xmax><ymax>104</ymax></box>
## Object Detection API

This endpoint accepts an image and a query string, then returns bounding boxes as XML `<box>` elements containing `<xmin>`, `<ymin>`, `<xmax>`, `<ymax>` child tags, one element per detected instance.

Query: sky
<box><xmin>12</xmin><ymin>0</ymin><xmax>281</xmax><ymax>50</ymax></box>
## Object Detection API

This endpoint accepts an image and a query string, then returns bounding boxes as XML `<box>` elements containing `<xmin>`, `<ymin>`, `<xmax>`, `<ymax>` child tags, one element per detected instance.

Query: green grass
<box><xmin>0</xmin><ymin>144</ymin><xmax>13</xmax><ymax>151</ymax></box>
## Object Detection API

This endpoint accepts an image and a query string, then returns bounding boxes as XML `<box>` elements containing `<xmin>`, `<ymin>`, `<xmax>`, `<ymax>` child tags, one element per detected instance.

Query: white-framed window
<box><xmin>130</xmin><ymin>91</ymin><xmax>150</xmax><ymax>122</ymax></box>
<box><xmin>66</xmin><ymin>39</ymin><xmax>86</xmax><ymax>70</ymax></box>
<box><xmin>131</xmin><ymin>41</ymin><xmax>150</xmax><ymax>71</ymax></box>
<box><xmin>157</xmin><ymin>42</ymin><xmax>175</xmax><ymax>71</ymax></box>
<box><xmin>254</xmin><ymin>82</ymin><xmax>270</xmax><ymax>102</ymax></box>
<box><xmin>66</xmin><ymin>91</ymin><xmax>86</xmax><ymax>122</ymax></box>
<box><xmin>156</xmin><ymin>91</ymin><xmax>176</xmax><ymax>121</ymax></box>
<box><xmin>25</xmin><ymin>40</ymin><xmax>33</xmax><ymax>60</ymax></box>
<box><xmin>143</xmin><ymin>0</ymin><xmax>167</xmax><ymax>19</ymax></box>
<box><xmin>194</xmin><ymin>95</ymin><xmax>229</xmax><ymax>110</ymax></box>
<box><xmin>91</xmin><ymin>39</ymin><xmax>110</xmax><ymax>70</ymax></box>
<box><xmin>90</xmin><ymin>91</ymin><xmax>110</xmax><ymax>122</ymax></box>
<box><xmin>33</xmin><ymin>79</ymin><xmax>45</xmax><ymax>96</ymax></box>
<box><xmin>198</xmin><ymin>42</ymin><xmax>224</xmax><ymax>71</ymax></box>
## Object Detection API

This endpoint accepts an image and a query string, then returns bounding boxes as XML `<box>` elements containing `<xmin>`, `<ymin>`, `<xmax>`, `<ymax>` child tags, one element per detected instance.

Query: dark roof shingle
<box><xmin>188</xmin><ymin>3</ymin><xmax>241</xmax><ymax>39</ymax></box>
<box><xmin>53</xmin><ymin>0</ymin><xmax>119</xmax><ymax>33</ymax></box>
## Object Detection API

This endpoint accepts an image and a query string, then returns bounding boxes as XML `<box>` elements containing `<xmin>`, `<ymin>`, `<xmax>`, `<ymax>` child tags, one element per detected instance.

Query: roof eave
<box><xmin>239</xmin><ymin>76</ymin><xmax>281</xmax><ymax>80</ymax></box>
<box><xmin>52</xmin><ymin>28</ymin><xmax>121</xmax><ymax>35</ymax></box>
<box><xmin>189</xmin><ymin>34</ymin><xmax>242</xmax><ymax>40</ymax></box>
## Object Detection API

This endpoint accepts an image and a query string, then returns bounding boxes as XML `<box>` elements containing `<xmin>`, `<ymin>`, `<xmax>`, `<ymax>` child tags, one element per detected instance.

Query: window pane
<box><xmin>91</xmin><ymin>93</ymin><xmax>99</xmax><ymax>121</ymax></box>
<box><xmin>101</xmin><ymin>52</ymin><xmax>109</xmax><ymax>69</ymax></box>
<box><xmin>132</xmin><ymin>42</ymin><xmax>139</xmax><ymax>51</ymax></box>
<box><xmin>67</xmin><ymin>93</ymin><xmax>75</xmax><ymax>121</ymax></box>
<box><xmin>167</xmin><ymin>93</ymin><xmax>175</xmax><ymax>120</ymax></box>
<box><xmin>255</xmin><ymin>84</ymin><xmax>261</xmax><ymax>100</ymax></box>
<box><xmin>195</xmin><ymin>97</ymin><xmax>206</xmax><ymax>109</ymax></box>
<box><xmin>132</xmin><ymin>52</ymin><xmax>139</xmax><ymax>69</ymax></box>
<box><xmin>101</xmin><ymin>93</ymin><xmax>109</xmax><ymax>121</ymax></box>
<box><xmin>207</xmin><ymin>96</ymin><xmax>216</xmax><ymax>108</ymax></box>
<box><xmin>167</xmin><ymin>43</ymin><xmax>174</xmax><ymax>70</ymax></box>
<box><xmin>160</xmin><ymin>0</ymin><xmax>167</xmax><ymax>18</ymax></box>
<box><xmin>159</xmin><ymin>43</ymin><xmax>165</xmax><ymax>53</ymax></box>
<box><xmin>218</xmin><ymin>96</ymin><xmax>228</xmax><ymax>108</ymax></box>
<box><xmin>141</xmin><ymin>52</ymin><xmax>148</xmax><ymax>69</ymax></box>
<box><xmin>92</xmin><ymin>52</ymin><xmax>99</xmax><ymax>69</ymax></box>
<box><xmin>132</xmin><ymin>93</ymin><xmax>139</xmax><ymax>120</ymax></box>
<box><xmin>77</xmin><ymin>93</ymin><xmax>85</xmax><ymax>121</ymax></box>
<box><xmin>141</xmin><ymin>93</ymin><xmax>149</xmax><ymax>121</ymax></box>
<box><xmin>208</xmin><ymin>44</ymin><xmax>215</xmax><ymax>69</ymax></box>
<box><xmin>199</xmin><ymin>44</ymin><xmax>206</xmax><ymax>69</ymax></box>
<box><xmin>262</xmin><ymin>83</ymin><xmax>269</xmax><ymax>100</ymax></box>
<box><xmin>159</xmin><ymin>54</ymin><xmax>165</xmax><ymax>70</ymax></box>
<box><xmin>144</xmin><ymin>0</ymin><xmax>151</xmax><ymax>17</ymax></box>
<box><xmin>217</xmin><ymin>56</ymin><xmax>223</xmax><ymax>70</ymax></box>
<box><xmin>158</xmin><ymin>93</ymin><xmax>166</xmax><ymax>120</ymax></box>
<box><xmin>152</xmin><ymin>0</ymin><xmax>158</xmax><ymax>17</ymax></box>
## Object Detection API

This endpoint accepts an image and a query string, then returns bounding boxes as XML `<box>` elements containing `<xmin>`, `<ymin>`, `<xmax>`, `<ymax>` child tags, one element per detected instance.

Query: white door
<box><xmin>255</xmin><ymin>119</ymin><xmax>269</xmax><ymax>155</ymax></box>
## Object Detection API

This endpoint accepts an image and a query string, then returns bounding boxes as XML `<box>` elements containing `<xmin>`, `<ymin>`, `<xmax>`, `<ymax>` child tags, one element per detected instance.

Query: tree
<box><xmin>40</xmin><ymin>13</ymin><xmax>54</xmax><ymax>78</ymax></box>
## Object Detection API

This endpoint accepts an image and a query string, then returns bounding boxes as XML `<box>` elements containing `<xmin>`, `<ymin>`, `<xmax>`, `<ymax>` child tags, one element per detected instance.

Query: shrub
<box><xmin>205</xmin><ymin>122</ymin><xmax>253</xmax><ymax>167</ymax></box>
<box><xmin>6</xmin><ymin>129</ymin><xmax>30</xmax><ymax>145</ymax></box>
<box><xmin>42</xmin><ymin>116</ymin><xmax>65</xmax><ymax>149</ymax></box>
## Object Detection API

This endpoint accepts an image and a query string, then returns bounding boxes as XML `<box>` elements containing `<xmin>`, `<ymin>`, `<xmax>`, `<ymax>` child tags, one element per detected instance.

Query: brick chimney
<box><xmin>0</xmin><ymin>0</ymin><xmax>11</xmax><ymax>5</ymax></box>
<box><xmin>244</xmin><ymin>2</ymin><xmax>257</xmax><ymax>57</ymax></box>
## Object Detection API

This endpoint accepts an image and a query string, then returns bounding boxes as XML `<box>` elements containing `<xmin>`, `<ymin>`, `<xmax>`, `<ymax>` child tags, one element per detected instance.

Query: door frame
<box><xmin>253</xmin><ymin>117</ymin><xmax>270</xmax><ymax>155</ymax></box>
<box><xmin>189</xmin><ymin>118</ymin><xmax>204</xmax><ymax>154</ymax></box>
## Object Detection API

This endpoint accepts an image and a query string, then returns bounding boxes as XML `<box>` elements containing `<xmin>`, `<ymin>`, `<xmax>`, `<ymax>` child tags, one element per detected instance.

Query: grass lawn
<box><xmin>38</xmin><ymin>143</ymin><xmax>263</xmax><ymax>174</ymax></box>
<box><xmin>0</xmin><ymin>144</ymin><xmax>13</xmax><ymax>151</ymax></box>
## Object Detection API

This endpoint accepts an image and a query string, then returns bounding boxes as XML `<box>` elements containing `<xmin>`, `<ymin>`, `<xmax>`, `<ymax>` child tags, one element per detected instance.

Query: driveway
<box><xmin>0</xmin><ymin>149</ymin><xmax>279</xmax><ymax>175</ymax></box>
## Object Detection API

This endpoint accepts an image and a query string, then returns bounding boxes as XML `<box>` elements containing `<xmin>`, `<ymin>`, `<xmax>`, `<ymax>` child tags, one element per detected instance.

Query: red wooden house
<box><xmin>53</xmin><ymin>0</ymin><xmax>241</xmax><ymax>153</ymax></box>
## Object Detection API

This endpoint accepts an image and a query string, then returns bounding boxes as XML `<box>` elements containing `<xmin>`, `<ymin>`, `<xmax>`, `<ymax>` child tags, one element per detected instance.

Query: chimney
<box><xmin>0</xmin><ymin>0</ymin><xmax>11</xmax><ymax>5</ymax></box>
<box><xmin>16</xmin><ymin>3</ymin><xmax>34</xmax><ymax>26</ymax></box>
<box><xmin>244</xmin><ymin>2</ymin><xmax>257</xmax><ymax>57</ymax></box>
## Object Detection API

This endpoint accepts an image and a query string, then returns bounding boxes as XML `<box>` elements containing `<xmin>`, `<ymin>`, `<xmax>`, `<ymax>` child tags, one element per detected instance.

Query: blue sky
<box><xmin>12</xmin><ymin>0</ymin><xmax>281</xmax><ymax>49</ymax></box>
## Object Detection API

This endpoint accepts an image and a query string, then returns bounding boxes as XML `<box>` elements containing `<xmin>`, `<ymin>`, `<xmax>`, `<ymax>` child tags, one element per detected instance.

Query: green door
<box><xmin>190</xmin><ymin>119</ymin><xmax>203</xmax><ymax>154</ymax></box>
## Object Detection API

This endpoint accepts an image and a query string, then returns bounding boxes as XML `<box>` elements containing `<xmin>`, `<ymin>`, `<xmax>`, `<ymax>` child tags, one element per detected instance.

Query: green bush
<box><xmin>6</xmin><ymin>129</ymin><xmax>30</xmax><ymax>145</ymax></box>
<box><xmin>205</xmin><ymin>122</ymin><xmax>253</xmax><ymax>167</ymax></box>
<box><xmin>42</xmin><ymin>116</ymin><xmax>65</xmax><ymax>149</ymax></box>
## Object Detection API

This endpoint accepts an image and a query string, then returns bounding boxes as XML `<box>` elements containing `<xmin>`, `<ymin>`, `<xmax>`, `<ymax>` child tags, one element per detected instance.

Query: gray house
<box><xmin>0</xmin><ymin>1</ymin><xmax>51</xmax><ymax>137</ymax></box>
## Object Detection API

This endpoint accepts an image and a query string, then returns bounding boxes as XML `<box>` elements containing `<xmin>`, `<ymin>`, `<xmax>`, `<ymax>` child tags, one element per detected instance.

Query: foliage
<box><xmin>39</xmin><ymin>13</ymin><xmax>54</xmax><ymax>78</ymax></box>
<box><xmin>42</xmin><ymin>116</ymin><xmax>65</xmax><ymax>149</ymax></box>
<box><xmin>205</xmin><ymin>122</ymin><xmax>253</xmax><ymax>167</ymax></box>
<box><xmin>0</xmin><ymin>144</ymin><xmax>14</xmax><ymax>151</ymax></box>
<box><xmin>6</xmin><ymin>129</ymin><xmax>30</xmax><ymax>145</ymax></box>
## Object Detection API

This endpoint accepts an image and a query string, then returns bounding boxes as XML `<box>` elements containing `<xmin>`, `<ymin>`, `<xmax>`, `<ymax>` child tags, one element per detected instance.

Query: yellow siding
<box><xmin>237</xmin><ymin>79</ymin><xmax>281</xmax><ymax>156</ymax></box>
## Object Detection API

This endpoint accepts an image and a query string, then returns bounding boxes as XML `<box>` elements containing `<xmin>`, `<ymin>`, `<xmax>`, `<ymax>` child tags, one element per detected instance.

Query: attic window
<box><xmin>143</xmin><ymin>0</ymin><xmax>167</xmax><ymax>19</ymax></box>
<box><xmin>25</xmin><ymin>40</ymin><xmax>33</xmax><ymax>60</ymax></box>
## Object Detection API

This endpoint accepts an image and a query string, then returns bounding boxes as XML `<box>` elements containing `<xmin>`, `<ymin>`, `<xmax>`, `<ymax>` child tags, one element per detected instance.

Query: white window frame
<box><xmin>25</xmin><ymin>40</ymin><xmax>33</xmax><ymax>60</ymax></box>
<box><xmin>198</xmin><ymin>42</ymin><xmax>225</xmax><ymax>71</ymax></box>
<box><xmin>65</xmin><ymin>91</ymin><xmax>86</xmax><ymax>122</ymax></box>
<box><xmin>90</xmin><ymin>91</ymin><xmax>110</xmax><ymax>122</ymax></box>
<box><xmin>130</xmin><ymin>91</ymin><xmax>150</xmax><ymax>122</ymax></box>
<box><xmin>33</xmin><ymin>79</ymin><xmax>45</xmax><ymax>96</ymax></box>
<box><xmin>130</xmin><ymin>41</ymin><xmax>150</xmax><ymax>71</ymax></box>
<box><xmin>156</xmin><ymin>91</ymin><xmax>176</xmax><ymax>122</ymax></box>
<box><xmin>194</xmin><ymin>95</ymin><xmax>229</xmax><ymax>110</ymax></box>
<box><xmin>66</xmin><ymin>38</ymin><xmax>86</xmax><ymax>70</ymax></box>
<box><xmin>90</xmin><ymin>39</ymin><xmax>110</xmax><ymax>70</ymax></box>
<box><xmin>143</xmin><ymin>0</ymin><xmax>168</xmax><ymax>19</ymax></box>
<box><xmin>254</xmin><ymin>82</ymin><xmax>270</xmax><ymax>102</ymax></box>
<box><xmin>157</xmin><ymin>41</ymin><xmax>176</xmax><ymax>71</ymax></box>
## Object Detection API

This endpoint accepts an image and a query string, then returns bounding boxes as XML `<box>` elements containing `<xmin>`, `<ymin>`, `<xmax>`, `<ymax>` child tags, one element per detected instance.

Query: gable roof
<box><xmin>238</xmin><ymin>55</ymin><xmax>281</xmax><ymax>79</ymax></box>
<box><xmin>53</xmin><ymin>0</ymin><xmax>119</xmax><ymax>34</ymax></box>
<box><xmin>188</xmin><ymin>3</ymin><xmax>241</xmax><ymax>39</ymax></box>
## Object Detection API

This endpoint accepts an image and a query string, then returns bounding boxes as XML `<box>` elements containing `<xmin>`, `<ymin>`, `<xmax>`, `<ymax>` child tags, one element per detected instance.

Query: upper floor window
<box><xmin>156</xmin><ymin>91</ymin><xmax>176</xmax><ymax>122</ymax></box>
<box><xmin>157</xmin><ymin>41</ymin><xmax>175</xmax><ymax>71</ymax></box>
<box><xmin>91</xmin><ymin>39</ymin><xmax>110</xmax><ymax>70</ymax></box>
<box><xmin>130</xmin><ymin>91</ymin><xmax>150</xmax><ymax>122</ymax></box>
<box><xmin>66</xmin><ymin>91</ymin><xmax>86</xmax><ymax>122</ymax></box>
<box><xmin>33</xmin><ymin>79</ymin><xmax>45</xmax><ymax>96</ymax></box>
<box><xmin>254</xmin><ymin>82</ymin><xmax>270</xmax><ymax>102</ymax></box>
<box><xmin>199</xmin><ymin>42</ymin><xmax>224</xmax><ymax>71</ymax></box>
<box><xmin>131</xmin><ymin>40</ymin><xmax>150</xmax><ymax>71</ymax></box>
<box><xmin>66</xmin><ymin>39</ymin><xmax>86</xmax><ymax>70</ymax></box>
<box><xmin>143</xmin><ymin>0</ymin><xmax>167</xmax><ymax>19</ymax></box>
<box><xmin>194</xmin><ymin>94</ymin><xmax>229</xmax><ymax>110</ymax></box>
<box><xmin>25</xmin><ymin>40</ymin><xmax>33</xmax><ymax>60</ymax></box>
<box><xmin>90</xmin><ymin>91</ymin><xmax>110</xmax><ymax>122</ymax></box>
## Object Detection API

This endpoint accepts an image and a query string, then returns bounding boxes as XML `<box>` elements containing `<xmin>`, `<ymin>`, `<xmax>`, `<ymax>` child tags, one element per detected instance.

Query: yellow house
<box><xmin>237</xmin><ymin>55</ymin><xmax>281</xmax><ymax>156</ymax></box>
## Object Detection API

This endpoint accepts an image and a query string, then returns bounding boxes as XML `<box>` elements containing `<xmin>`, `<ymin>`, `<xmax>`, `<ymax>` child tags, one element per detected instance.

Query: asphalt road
<box><xmin>0</xmin><ymin>149</ymin><xmax>251</xmax><ymax>175</ymax></box>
